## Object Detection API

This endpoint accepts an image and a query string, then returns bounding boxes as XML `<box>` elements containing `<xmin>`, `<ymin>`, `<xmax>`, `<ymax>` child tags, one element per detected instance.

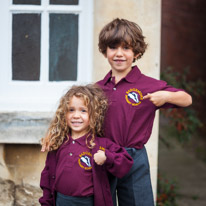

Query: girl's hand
<box><xmin>41</xmin><ymin>143</ymin><xmax>50</xmax><ymax>152</ymax></box>
<box><xmin>41</xmin><ymin>144</ymin><xmax>46</xmax><ymax>152</ymax></box>
<box><xmin>93</xmin><ymin>150</ymin><xmax>107</xmax><ymax>165</ymax></box>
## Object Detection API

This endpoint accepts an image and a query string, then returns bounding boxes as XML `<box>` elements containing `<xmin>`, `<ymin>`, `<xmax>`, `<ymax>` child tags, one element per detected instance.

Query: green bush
<box><xmin>156</xmin><ymin>173</ymin><xmax>178</xmax><ymax>206</ymax></box>
<box><xmin>160</xmin><ymin>67</ymin><xmax>204</xmax><ymax>142</ymax></box>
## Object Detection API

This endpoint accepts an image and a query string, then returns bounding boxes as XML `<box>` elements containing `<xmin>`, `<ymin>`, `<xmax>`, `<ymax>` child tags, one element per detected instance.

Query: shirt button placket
<box><xmin>111</xmin><ymin>86</ymin><xmax>117</xmax><ymax>102</ymax></box>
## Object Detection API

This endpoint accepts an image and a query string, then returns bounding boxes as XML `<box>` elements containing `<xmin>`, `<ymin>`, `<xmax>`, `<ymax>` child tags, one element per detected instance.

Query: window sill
<box><xmin>0</xmin><ymin>112</ymin><xmax>53</xmax><ymax>144</ymax></box>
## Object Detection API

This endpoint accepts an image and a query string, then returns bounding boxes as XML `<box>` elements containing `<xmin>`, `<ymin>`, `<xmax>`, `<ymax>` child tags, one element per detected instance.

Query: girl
<box><xmin>39</xmin><ymin>84</ymin><xmax>133</xmax><ymax>206</ymax></box>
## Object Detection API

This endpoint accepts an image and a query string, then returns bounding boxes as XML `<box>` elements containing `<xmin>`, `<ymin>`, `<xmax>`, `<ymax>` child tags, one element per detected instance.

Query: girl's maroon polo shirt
<box><xmin>55</xmin><ymin>135</ymin><xmax>93</xmax><ymax>197</ymax></box>
<box><xmin>97</xmin><ymin>66</ymin><xmax>182</xmax><ymax>149</ymax></box>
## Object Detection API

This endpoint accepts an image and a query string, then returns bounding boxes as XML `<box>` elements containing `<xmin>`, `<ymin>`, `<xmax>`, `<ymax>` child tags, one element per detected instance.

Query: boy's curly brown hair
<box><xmin>41</xmin><ymin>84</ymin><xmax>108</xmax><ymax>151</ymax></box>
<box><xmin>98</xmin><ymin>18</ymin><xmax>147</xmax><ymax>61</ymax></box>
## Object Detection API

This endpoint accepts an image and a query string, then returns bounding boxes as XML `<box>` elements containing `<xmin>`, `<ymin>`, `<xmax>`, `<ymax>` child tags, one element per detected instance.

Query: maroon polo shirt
<box><xmin>55</xmin><ymin>135</ymin><xmax>93</xmax><ymax>197</ymax></box>
<box><xmin>97</xmin><ymin>65</ymin><xmax>183</xmax><ymax>149</ymax></box>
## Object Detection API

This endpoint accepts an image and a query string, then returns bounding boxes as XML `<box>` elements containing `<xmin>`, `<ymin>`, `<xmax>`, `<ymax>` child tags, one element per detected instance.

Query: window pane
<box><xmin>13</xmin><ymin>0</ymin><xmax>41</xmax><ymax>5</ymax></box>
<box><xmin>49</xmin><ymin>14</ymin><xmax>78</xmax><ymax>81</ymax></box>
<box><xmin>50</xmin><ymin>0</ymin><xmax>78</xmax><ymax>5</ymax></box>
<box><xmin>12</xmin><ymin>14</ymin><xmax>41</xmax><ymax>81</ymax></box>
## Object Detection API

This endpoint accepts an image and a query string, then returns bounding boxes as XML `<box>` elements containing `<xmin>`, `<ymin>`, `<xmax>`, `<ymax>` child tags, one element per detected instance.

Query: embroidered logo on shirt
<box><xmin>99</xmin><ymin>146</ymin><xmax>105</xmax><ymax>151</ymax></box>
<box><xmin>78</xmin><ymin>151</ymin><xmax>92</xmax><ymax>170</ymax></box>
<box><xmin>125</xmin><ymin>88</ymin><xmax>143</xmax><ymax>106</ymax></box>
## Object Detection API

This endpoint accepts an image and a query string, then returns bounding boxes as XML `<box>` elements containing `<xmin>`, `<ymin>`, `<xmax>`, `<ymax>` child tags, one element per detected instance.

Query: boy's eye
<box><xmin>108</xmin><ymin>46</ymin><xmax>116</xmax><ymax>49</ymax></box>
<box><xmin>123</xmin><ymin>46</ymin><xmax>130</xmax><ymax>50</ymax></box>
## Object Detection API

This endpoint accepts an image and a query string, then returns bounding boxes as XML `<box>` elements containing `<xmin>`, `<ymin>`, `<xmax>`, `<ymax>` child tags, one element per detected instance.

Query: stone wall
<box><xmin>0</xmin><ymin>178</ymin><xmax>42</xmax><ymax>206</ymax></box>
<box><xmin>0</xmin><ymin>113</ymin><xmax>48</xmax><ymax>205</ymax></box>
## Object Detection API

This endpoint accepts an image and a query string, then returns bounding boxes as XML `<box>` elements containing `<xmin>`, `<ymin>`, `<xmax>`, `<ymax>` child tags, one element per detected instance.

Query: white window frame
<box><xmin>0</xmin><ymin>0</ymin><xmax>93</xmax><ymax>112</ymax></box>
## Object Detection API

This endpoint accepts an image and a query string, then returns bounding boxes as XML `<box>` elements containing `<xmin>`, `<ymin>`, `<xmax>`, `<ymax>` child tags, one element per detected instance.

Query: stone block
<box><xmin>0</xmin><ymin>178</ymin><xmax>15</xmax><ymax>206</ymax></box>
<box><xmin>15</xmin><ymin>184</ymin><xmax>42</xmax><ymax>206</ymax></box>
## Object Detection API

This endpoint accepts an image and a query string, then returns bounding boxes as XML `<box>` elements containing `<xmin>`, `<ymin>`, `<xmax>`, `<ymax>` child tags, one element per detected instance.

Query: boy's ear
<box><xmin>134</xmin><ymin>53</ymin><xmax>141</xmax><ymax>59</ymax></box>
<box><xmin>103</xmin><ymin>53</ymin><xmax>107</xmax><ymax>58</ymax></box>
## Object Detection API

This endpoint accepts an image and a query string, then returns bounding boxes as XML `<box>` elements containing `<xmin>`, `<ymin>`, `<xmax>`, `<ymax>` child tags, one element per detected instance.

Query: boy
<box><xmin>97</xmin><ymin>18</ymin><xmax>192</xmax><ymax>206</ymax></box>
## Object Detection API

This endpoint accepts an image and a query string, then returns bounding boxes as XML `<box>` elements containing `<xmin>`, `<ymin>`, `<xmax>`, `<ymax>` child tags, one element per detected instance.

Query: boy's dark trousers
<box><xmin>109</xmin><ymin>147</ymin><xmax>154</xmax><ymax>206</ymax></box>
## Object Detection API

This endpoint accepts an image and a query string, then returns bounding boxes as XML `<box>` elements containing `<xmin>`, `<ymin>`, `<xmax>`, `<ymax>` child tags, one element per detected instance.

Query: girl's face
<box><xmin>66</xmin><ymin>96</ymin><xmax>90</xmax><ymax>139</ymax></box>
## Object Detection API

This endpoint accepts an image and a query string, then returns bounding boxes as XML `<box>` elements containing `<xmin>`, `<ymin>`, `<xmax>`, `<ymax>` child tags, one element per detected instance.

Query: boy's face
<box><xmin>104</xmin><ymin>43</ymin><xmax>139</xmax><ymax>76</ymax></box>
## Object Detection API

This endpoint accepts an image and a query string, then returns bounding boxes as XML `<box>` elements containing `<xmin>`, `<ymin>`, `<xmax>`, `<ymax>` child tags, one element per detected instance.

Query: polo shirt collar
<box><xmin>125</xmin><ymin>65</ymin><xmax>142</xmax><ymax>83</ymax></box>
<box><xmin>102</xmin><ymin>70</ymin><xmax>113</xmax><ymax>85</ymax></box>
<box><xmin>69</xmin><ymin>133</ymin><xmax>92</xmax><ymax>146</ymax></box>
<box><xmin>102</xmin><ymin>65</ymin><xmax>142</xmax><ymax>85</ymax></box>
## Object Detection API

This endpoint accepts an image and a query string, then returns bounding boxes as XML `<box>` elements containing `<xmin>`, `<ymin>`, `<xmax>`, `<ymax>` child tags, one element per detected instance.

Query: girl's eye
<box><xmin>81</xmin><ymin>109</ymin><xmax>87</xmax><ymax>113</ymax></box>
<box><xmin>68</xmin><ymin>108</ymin><xmax>74</xmax><ymax>112</ymax></box>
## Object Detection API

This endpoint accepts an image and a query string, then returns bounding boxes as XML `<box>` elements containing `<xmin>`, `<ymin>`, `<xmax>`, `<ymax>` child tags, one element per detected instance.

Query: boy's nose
<box><xmin>116</xmin><ymin>47</ymin><xmax>123</xmax><ymax>56</ymax></box>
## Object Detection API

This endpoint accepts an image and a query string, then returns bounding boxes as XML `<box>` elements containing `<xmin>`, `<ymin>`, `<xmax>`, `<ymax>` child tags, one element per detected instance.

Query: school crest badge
<box><xmin>78</xmin><ymin>151</ymin><xmax>92</xmax><ymax>170</ymax></box>
<box><xmin>125</xmin><ymin>88</ymin><xmax>143</xmax><ymax>106</ymax></box>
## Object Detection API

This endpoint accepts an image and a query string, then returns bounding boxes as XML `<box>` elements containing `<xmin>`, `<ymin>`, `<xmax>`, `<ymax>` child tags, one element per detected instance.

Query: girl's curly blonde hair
<box><xmin>41</xmin><ymin>84</ymin><xmax>108</xmax><ymax>151</ymax></box>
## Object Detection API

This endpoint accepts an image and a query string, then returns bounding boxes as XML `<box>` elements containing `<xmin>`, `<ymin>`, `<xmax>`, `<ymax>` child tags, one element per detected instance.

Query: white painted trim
<box><xmin>78</xmin><ymin>0</ymin><xmax>94</xmax><ymax>83</ymax></box>
<box><xmin>10</xmin><ymin>6</ymin><xmax>83</xmax><ymax>13</ymax></box>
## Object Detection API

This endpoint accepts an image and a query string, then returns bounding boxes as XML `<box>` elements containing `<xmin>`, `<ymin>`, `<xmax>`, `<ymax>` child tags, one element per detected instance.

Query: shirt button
<box><xmin>72</xmin><ymin>140</ymin><xmax>75</xmax><ymax>144</ymax></box>
<box><xmin>69</xmin><ymin>153</ymin><xmax>73</xmax><ymax>156</ymax></box>
<box><xmin>113</xmin><ymin>87</ymin><xmax>116</xmax><ymax>90</ymax></box>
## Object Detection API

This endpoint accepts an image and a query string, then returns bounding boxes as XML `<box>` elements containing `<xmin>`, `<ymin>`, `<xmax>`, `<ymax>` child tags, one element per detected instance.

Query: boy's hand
<box><xmin>144</xmin><ymin>91</ymin><xmax>192</xmax><ymax>107</ymax></box>
<box><xmin>93</xmin><ymin>150</ymin><xmax>107</xmax><ymax>165</ymax></box>
<box><xmin>143</xmin><ymin>91</ymin><xmax>169</xmax><ymax>107</ymax></box>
